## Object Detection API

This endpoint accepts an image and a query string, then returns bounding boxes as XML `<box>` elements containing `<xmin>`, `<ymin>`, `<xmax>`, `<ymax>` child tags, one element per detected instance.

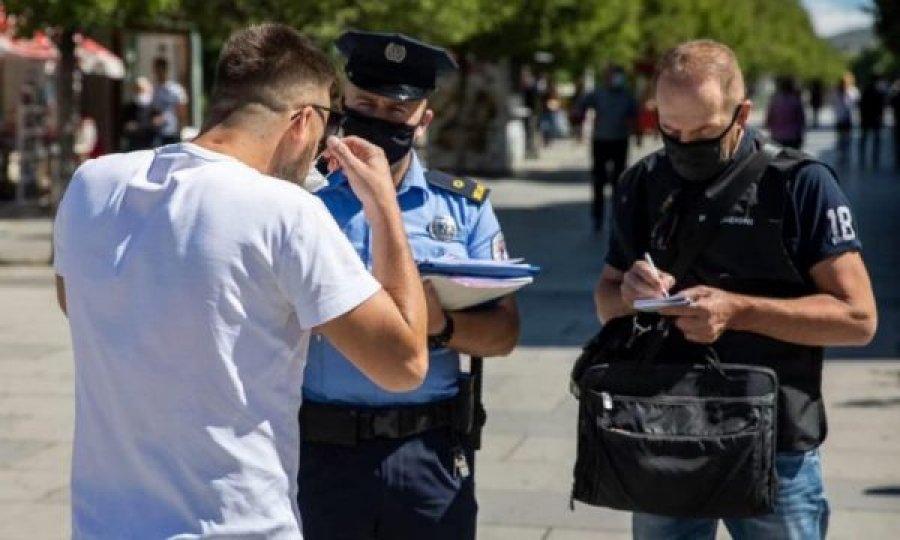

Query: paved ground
<box><xmin>0</xmin><ymin>124</ymin><xmax>898</xmax><ymax>538</ymax></box>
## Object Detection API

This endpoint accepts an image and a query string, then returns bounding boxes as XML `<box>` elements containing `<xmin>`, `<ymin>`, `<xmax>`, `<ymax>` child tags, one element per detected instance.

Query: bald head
<box><xmin>655</xmin><ymin>40</ymin><xmax>745</xmax><ymax>110</ymax></box>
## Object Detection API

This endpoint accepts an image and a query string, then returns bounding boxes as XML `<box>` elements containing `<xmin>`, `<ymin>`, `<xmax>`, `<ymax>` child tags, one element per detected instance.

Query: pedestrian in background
<box><xmin>53</xmin><ymin>23</ymin><xmax>428</xmax><ymax>537</ymax></box>
<box><xmin>540</xmin><ymin>81</ymin><xmax>564</xmax><ymax>145</ymax></box>
<box><xmin>766</xmin><ymin>76</ymin><xmax>806</xmax><ymax>149</ymax></box>
<box><xmin>831</xmin><ymin>73</ymin><xmax>858</xmax><ymax>165</ymax></box>
<box><xmin>858</xmin><ymin>76</ymin><xmax>887</xmax><ymax>168</ymax></box>
<box><xmin>568</xmin><ymin>77</ymin><xmax>587</xmax><ymax>142</ymax></box>
<box><xmin>151</xmin><ymin>57</ymin><xmax>188</xmax><ymax>145</ymax></box>
<box><xmin>890</xmin><ymin>77</ymin><xmax>900</xmax><ymax>170</ymax></box>
<box><xmin>121</xmin><ymin>77</ymin><xmax>157</xmax><ymax>151</ymax></box>
<box><xmin>808</xmin><ymin>79</ymin><xmax>824</xmax><ymax>129</ymax></box>
<box><xmin>576</xmin><ymin>64</ymin><xmax>638</xmax><ymax>233</ymax></box>
<box><xmin>520</xmin><ymin>66</ymin><xmax>540</xmax><ymax>157</ymax></box>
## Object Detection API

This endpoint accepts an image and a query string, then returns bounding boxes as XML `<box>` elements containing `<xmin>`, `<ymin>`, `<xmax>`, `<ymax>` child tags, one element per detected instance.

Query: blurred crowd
<box><xmin>517</xmin><ymin>66</ymin><xmax>900</xmax><ymax>173</ymax></box>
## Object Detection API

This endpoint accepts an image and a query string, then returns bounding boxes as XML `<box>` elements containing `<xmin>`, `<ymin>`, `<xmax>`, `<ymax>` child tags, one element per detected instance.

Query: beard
<box><xmin>272</xmin><ymin>140</ymin><xmax>319</xmax><ymax>186</ymax></box>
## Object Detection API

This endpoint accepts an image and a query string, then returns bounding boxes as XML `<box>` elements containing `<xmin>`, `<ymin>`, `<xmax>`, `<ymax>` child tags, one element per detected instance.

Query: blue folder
<box><xmin>417</xmin><ymin>259</ymin><xmax>541</xmax><ymax>279</ymax></box>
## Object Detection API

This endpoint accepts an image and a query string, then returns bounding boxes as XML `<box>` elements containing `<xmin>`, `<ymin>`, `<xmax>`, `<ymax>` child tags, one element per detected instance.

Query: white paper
<box><xmin>424</xmin><ymin>275</ymin><xmax>532</xmax><ymax>310</ymax></box>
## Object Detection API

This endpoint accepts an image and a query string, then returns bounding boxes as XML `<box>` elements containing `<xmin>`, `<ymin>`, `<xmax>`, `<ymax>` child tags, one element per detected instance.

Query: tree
<box><xmin>873</xmin><ymin>0</ymin><xmax>900</xmax><ymax>61</ymax></box>
<box><xmin>636</xmin><ymin>0</ymin><xmax>845</xmax><ymax>84</ymax></box>
<box><xmin>4</xmin><ymin>0</ymin><xmax>181</xmax><ymax>203</ymax></box>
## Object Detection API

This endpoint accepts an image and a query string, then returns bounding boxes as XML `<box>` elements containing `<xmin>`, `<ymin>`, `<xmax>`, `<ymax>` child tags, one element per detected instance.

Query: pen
<box><xmin>643</xmin><ymin>252</ymin><xmax>669</xmax><ymax>298</ymax></box>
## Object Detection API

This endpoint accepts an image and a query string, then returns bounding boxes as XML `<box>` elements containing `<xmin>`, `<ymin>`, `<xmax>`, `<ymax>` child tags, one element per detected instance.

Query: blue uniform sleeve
<box><xmin>788</xmin><ymin>163</ymin><xmax>862</xmax><ymax>272</ymax></box>
<box><xmin>466</xmin><ymin>198</ymin><xmax>506</xmax><ymax>261</ymax></box>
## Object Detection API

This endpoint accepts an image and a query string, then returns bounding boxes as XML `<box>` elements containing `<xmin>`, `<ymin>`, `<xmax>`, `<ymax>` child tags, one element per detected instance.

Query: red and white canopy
<box><xmin>0</xmin><ymin>30</ymin><xmax>57</xmax><ymax>61</ymax></box>
<box><xmin>0</xmin><ymin>9</ymin><xmax>125</xmax><ymax>79</ymax></box>
<box><xmin>73</xmin><ymin>33</ymin><xmax>125</xmax><ymax>79</ymax></box>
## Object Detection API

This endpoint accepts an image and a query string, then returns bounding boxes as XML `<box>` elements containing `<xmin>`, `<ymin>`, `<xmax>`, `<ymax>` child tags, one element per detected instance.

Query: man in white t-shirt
<box><xmin>151</xmin><ymin>57</ymin><xmax>189</xmax><ymax>145</ymax></box>
<box><xmin>53</xmin><ymin>23</ymin><xmax>428</xmax><ymax>539</ymax></box>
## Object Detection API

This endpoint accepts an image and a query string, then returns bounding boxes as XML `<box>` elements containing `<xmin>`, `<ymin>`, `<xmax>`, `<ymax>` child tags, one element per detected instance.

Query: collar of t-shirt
<box><xmin>144</xmin><ymin>143</ymin><xmax>245</xmax><ymax>184</ymax></box>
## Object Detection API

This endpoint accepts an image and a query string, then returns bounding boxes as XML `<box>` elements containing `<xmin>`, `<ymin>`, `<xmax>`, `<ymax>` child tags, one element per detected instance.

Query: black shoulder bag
<box><xmin>570</xmin><ymin>143</ymin><xmax>783</xmax><ymax>518</ymax></box>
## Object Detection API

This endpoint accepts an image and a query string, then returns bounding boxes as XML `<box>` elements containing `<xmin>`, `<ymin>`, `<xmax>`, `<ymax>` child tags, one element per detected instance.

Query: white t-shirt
<box><xmin>54</xmin><ymin>143</ymin><xmax>380</xmax><ymax>539</ymax></box>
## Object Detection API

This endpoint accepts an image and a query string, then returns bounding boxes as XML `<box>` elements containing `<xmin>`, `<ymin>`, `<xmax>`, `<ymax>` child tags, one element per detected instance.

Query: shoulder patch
<box><xmin>424</xmin><ymin>169</ymin><xmax>490</xmax><ymax>204</ymax></box>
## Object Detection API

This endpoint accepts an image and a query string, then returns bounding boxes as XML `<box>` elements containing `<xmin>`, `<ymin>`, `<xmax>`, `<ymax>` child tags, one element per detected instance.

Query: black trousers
<box><xmin>893</xmin><ymin>124</ymin><xmax>900</xmax><ymax>168</ymax></box>
<box><xmin>591</xmin><ymin>138</ymin><xmax>629</xmax><ymax>229</ymax></box>
<box><xmin>858</xmin><ymin>126</ymin><xmax>882</xmax><ymax>166</ymax></box>
<box><xmin>298</xmin><ymin>428</ymin><xmax>477</xmax><ymax>540</ymax></box>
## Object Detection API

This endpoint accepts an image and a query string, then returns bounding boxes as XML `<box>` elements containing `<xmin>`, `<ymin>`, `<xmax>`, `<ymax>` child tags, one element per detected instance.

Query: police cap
<box><xmin>336</xmin><ymin>30</ymin><xmax>459</xmax><ymax>102</ymax></box>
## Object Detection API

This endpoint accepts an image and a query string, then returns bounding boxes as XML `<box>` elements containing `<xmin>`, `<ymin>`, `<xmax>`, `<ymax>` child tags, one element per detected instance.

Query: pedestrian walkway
<box><xmin>0</xmin><ymin>125</ymin><xmax>897</xmax><ymax>538</ymax></box>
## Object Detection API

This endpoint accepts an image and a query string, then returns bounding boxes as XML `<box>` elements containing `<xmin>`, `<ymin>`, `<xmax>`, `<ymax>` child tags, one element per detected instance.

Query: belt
<box><xmin>300</xmin><ymin>398</ymin><xmax>463</xmax><ymax>446</ymax></box>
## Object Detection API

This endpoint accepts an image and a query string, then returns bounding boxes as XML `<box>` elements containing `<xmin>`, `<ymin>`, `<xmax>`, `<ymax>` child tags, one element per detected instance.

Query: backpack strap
<box><xmin>668</xmin><ymin>141</ymin><xmax>781</xmax><ymax>282</ymax></box>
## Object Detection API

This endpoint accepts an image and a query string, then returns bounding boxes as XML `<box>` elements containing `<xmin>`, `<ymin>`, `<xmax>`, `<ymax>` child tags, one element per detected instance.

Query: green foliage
<box><xmin>5</xmin><ymin>0</ymin><xmax>847</xmax><ymax>83</ymax></box>
<box><xmin>636</xmin><ymin>0</ymin><xmax>845</xmax><ymax>83</ymax></box>
<box><xmin>464</xmin><ymin>0</ymin><xmax>640</xmax><ymax>69</ymax></box>
<box><xmin>4</xmin><ymin>0</ymin><xmax>181</xmax><ymax>33</ymax></box>
<box><xmin>873</xmin><ymin>0</ymin><xmax>900</xmax><ymax>61</ymax></box>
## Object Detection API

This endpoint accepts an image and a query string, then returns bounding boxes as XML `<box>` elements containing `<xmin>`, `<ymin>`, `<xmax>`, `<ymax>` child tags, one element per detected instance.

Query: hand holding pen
<box><xmin>619</xmin><ymin>252</ymin><xmax>676</xmax><ymax>309</ymax></box>
<box><xmin>644</xmin><ymin>253</ymin><xmax>670</xmax><ymax>299</ymax></box>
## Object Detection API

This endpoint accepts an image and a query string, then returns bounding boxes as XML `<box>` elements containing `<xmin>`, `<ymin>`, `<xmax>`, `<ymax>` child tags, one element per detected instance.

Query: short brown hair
<box><xmin>205</xmin><ymin>23</ymin><xmax>337</xmax><ymax>127</ymax></box>
<box><xmin>654</xmin><ymin>40</ymin><xmax>745</xmax><ymax>109</ymax></box>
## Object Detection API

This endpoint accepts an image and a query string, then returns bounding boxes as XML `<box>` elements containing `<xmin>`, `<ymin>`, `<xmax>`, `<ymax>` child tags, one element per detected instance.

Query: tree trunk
<box><xmin>53</xmin><ymin>27</ymin><xmax>76</xmax><ymax>209</ymax></box>
<box><xmin>453</xmin><ymin>49</ymin><xmax>470</xmax><ymax>173</ymax></box>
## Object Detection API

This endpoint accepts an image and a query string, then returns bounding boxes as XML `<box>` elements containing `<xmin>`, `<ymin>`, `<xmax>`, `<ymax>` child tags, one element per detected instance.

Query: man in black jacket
<box><xmin>594</xmin><ymin>40</ymin><xmax>877</xmax><ymax>540</ymax></box>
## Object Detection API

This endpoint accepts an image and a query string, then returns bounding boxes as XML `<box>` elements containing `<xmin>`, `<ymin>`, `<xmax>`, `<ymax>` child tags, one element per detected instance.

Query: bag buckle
<box><xmin>625</xmin><ymin>317</ymin><xmax>651</xmax><ymax>348</ymax></box>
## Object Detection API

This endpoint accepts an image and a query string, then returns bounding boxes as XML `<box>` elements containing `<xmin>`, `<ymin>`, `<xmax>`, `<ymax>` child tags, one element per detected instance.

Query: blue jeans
<box><xmin>633</xmin><ymin>449</ymin><xmax>829</xmax><ymax>540</ymax></box>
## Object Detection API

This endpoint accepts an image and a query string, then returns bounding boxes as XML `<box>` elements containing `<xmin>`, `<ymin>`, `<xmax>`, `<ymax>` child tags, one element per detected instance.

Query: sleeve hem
<box><xmin>299</xmin><ymin>278</ymin><xmax>381</xmax><ymax>330</ymax></box>
<box><xmin>806</xmin><ymin>245</ymin><xmax>862</xmax><ymax>269</ymax></box>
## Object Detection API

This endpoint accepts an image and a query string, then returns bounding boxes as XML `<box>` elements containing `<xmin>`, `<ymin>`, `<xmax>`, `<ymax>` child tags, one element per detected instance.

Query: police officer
<box><xmin>595</xmin><ymin>40</ymin><xmax>877</xmax><ymax>539</ymax></box>
<box><xmin>298</xmin><ymin>31</ymin><xmax>520</xmax><ymax>539</ymax></box>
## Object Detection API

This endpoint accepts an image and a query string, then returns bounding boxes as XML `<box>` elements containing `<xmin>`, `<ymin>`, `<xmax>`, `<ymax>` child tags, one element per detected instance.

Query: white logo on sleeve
<box><xmin>826</xmin><ymin>205</ymin><xmax>856</xmax><ymax>244</ymax></box>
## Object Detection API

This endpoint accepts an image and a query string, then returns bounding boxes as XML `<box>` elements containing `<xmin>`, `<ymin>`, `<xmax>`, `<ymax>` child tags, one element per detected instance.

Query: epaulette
<box><xmin>424</xmin><ymin>169</ymin><xmax>490</xmax><ymax>204</ymax></box>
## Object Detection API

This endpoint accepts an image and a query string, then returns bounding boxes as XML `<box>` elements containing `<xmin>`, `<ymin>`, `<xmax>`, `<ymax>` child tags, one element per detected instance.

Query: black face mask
<box><xmin>341</xmin><ymin>107</ymin><xmax>417</xmax><ymax>165</ymax></box>
<box><xmin>660</xmin><ymin>106</ymin><xmax>742</xmax><ymax>183</ymax></box>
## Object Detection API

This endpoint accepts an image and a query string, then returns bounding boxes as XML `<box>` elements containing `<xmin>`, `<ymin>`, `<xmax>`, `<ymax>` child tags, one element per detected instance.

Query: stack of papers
<box><xmin>418</xmin><ymin>258</ymin><xmax>540</xmax><ymax>279</ymax></box>
<box><xmin>418</xmin><ymin>258</ymin><xmax>540</xmax><ymax>309</ymax></box>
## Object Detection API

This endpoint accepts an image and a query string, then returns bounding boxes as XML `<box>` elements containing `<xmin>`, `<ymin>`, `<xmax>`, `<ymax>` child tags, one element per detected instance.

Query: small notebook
<box><xmin>633</xmin><ymin>294</ymin><xmax>691</xmax><ymax>312</ymax></box>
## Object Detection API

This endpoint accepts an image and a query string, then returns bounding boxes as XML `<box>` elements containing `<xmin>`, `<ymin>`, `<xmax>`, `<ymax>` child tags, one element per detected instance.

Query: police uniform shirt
<box><xmin>606</xmin><ymin>128</ymin><xmax>863</xmax><ymax>276</ymax></box>
<box><xmin>304</xmin><ymin>151</ymin><xmax>507</xmax><ymax>407</ymax></box>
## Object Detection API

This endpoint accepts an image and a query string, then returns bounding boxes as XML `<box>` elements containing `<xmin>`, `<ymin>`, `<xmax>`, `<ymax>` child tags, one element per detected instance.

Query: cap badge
<box><xmin>428</xmin><ymin>215</ymin><xmax>458</xmax><ymax>242</ymax></box>
<box><xmin>385</xmin><ymin>42</ymin><xmax>407</xmax><ymax>63</ymax></box>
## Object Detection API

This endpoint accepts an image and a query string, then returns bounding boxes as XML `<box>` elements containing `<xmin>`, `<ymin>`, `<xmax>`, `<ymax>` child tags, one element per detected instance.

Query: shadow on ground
<box><xmin>864</xmin><ymin>486</ymin><xmax>900</xmax><ymax>498</ymax></box>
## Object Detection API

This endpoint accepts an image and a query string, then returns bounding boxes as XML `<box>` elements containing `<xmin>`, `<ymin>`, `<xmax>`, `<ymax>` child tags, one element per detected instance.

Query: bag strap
<box><xmin>668</xmin><ymin>141</ymin><xmax>781</xmax><ymax>282</ymax></box>
<box><xmin>635</xmin><ymin>141</ymin><xmax>781</xmax><ymax>366</ymax></box>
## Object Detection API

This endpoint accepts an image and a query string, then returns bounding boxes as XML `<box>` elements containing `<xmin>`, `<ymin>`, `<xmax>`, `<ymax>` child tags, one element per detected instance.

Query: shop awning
<box><xmin>74</xmin><ymin>34</ymin><xmax>125</xmax><ymax>79</ymax></box>
<box><xmin>0</xmin><ymin>30</ymin><xmax>57</xmax><ymax>61</ymax></box>
<box><xmin>0</xmin><ymin>8</ymin><xmax>125</xmax><ymax>79</ymax></box>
